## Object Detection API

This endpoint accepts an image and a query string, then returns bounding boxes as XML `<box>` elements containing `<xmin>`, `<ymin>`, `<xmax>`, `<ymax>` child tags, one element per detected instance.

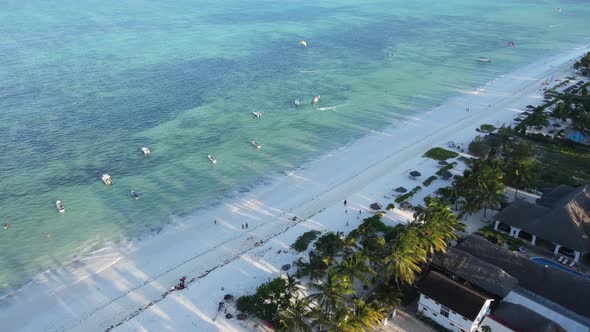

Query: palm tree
<box><xmin>349</xmin><ymin>297</ymin><xmax>387</xmax><ymax>331</ymax></box>
<box><xmin>504</xmin><ymin>160</ymin><xmax>537</xmax><ymax>199</ymax></box>
<box><xmin>477</xmin><ymin>164</ymin><xmax>507</xmax><ymax>217</ymax></box>
<box><xmin>298</xmin><ymin>253</ymin><xmax>328</xmax><ymax>281</ymax></box>
<box><xmin>278</xmin><ymin>296</ymin><xmax>312</xmax><ymax>332</ymax></box>
<box><xmin>285</xmin><ymin>274</ymin><xmax>302</xmax><ymax>296</ymax></box>
<box><xmin>384</xmin><ymin>226</ymin><xmax>427</xmax><ymax>285</ymax></box>
<box><xmin>413</xmin><ymin>199</ymin><xmax>458</xmax><ymax>254</ymax></box>
<box><xmin>459</xmin><ymin>192</ymin><xmax>482</xmax><ymax>220</ymax></box>
<box><xmin>331</xmin><ymin>252</ymin><xmax>376</xmax><ymax>286</ymax></box>
<box><xmin>339</xmin><ymin>234</ymin><xmax>358</xmax><ymax>258</ymax></box>
<box><xmin>370</xmin><ymin>282</ymin><xmax>402</xmax><ymax>313</ymax></box>
<box><xmin>308</xmin><ymin>272</ymin><xmax>355</xmax><ymax>314</ymax></box>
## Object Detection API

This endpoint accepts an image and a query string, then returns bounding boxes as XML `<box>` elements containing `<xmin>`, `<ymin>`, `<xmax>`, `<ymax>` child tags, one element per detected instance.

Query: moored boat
<box><xmin>252</xmin><ymin>111</ymin><xmax>263</xmax><ymax>118</ymax></box>
<box><xmin>141</xmin><ymin>147</ymin><xmax>151</xmax><ymax>156</ymax></box>
<box><xmin>208</xmin><ymin>154</ymin><xmax>217</xmax><ymax>164</ymax></box>
<box><xmin>56</xmin><ymin>200</ymin><xmax>65</xmax><ymax>213</ymax></box>
<box><xmin>251</xmin><ymin>140</ymin><xmax>262</xmax><ymax>149</ymax></box>
<box><xmin>311</xmin><ymin>95</ymin><xmax>320</xmax><ymax>106</ymax></box>
<box><xmin>130</xmin><ymin>190</ymin><xmax>140</xmax><ymax>200</ymax></box>
<box><xmin>476</xmin><ymin>57</ymin><xmax>492</xmax><ymax>63</ymax></box>
<box><xmin>101</xmin><ymin>174</ymin><xmax>113</xmax><ymax>185</ymax></box>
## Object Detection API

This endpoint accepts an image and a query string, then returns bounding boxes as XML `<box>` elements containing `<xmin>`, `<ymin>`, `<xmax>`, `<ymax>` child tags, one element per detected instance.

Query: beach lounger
<box><xmin>569</xmin><ymin>261</ymin><xmax>576</xmax><ymax>267</ymax></box>
<box><xmin>557</xmin><ymin>256</ymin><xmax>565</xmax><ymax>263</ymax></box>
<box><xmin>562</xmin><ymin>259</ymin><xmax>569</xmax><ymax>265</ymax></box>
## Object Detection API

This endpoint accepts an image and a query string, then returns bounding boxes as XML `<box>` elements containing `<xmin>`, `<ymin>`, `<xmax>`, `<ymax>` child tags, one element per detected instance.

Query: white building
<box><xmin>416</xmin><ymin>271</ymin><xmax>493</xmax><ymax>332</ymax></box>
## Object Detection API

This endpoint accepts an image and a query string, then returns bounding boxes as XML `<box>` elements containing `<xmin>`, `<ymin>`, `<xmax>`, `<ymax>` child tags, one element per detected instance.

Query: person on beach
<box><xmin>245</xmin><ymin>222</ymin><xmax>248</xmax><ymax>229</ymax></box>
<box><xmin>345</xmin><ymin>209</ymin><xmax>347</xmax><ymax>214</ymax></box>
<box><xmin>214</xmin><ymin>219</ymin><xmax>217</xmax><ymax>225</ymax></box>
<box><xmin>344</xmin><ymin>199</ymin><xmax>347</xmax><ymax>207</ymax></box>
<box><xmin>241</xmin><ymin>224</ymin><xmax>244</xmax><ymax>229</ymax></box>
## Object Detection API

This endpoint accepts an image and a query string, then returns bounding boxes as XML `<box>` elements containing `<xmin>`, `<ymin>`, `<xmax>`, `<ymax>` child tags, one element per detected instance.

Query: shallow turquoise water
<box><xmin>1</xmin><ymin>0</ymin><xmax>589</xmax><ymax>292</ymax></box>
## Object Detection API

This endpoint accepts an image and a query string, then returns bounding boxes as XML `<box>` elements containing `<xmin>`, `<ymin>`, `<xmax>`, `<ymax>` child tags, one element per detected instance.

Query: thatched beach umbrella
<box><xmin>552</xmin><ymin>123</ymin><xmax>562</xmax><ymax>127</ymax></box>
<box><xmin>522</xmin><ymin>111</ymin><xmax>531</xmax><ymax>116</ymax></box>
<box><xmin>514</xmin><ymin>118</ymin><xmax>522</xmax><ymax>122</ymax></box>
<box><xmin>395</xmin><ymin>186</ymin><xmax>408</xmax><ymax>193</ymax></box>
<box><xmin>526</xmin><ymin>105</ymin><xmax>535</xmax><ymax>109</ymax></box>
<box><xmin>437</xmin><ymin>160</ymin><xmax>449</xmax><ymax>168</ymax></box>
<box><xmin>440</xmin><ymin>171</ymin><xmax>453</xmax><ymax>180</ymax></box>
<box><xmin>370</xmin><ymin>202</ymin><xmax>383</xmax><ymax>210</ymax></box>
<box><xmin>409</xmin><ymin>171</ymin><xmax>421</xmax><ymax>178</ymax></box>
<box><xmin>400</xmin><ymin>201</ymin><xmax>413</xmax><ymax>210</ymax></box>
<box><xmin>224</xmin><ymin>294</ymin><xmax>234</xmax><ymax>302</ymax></box>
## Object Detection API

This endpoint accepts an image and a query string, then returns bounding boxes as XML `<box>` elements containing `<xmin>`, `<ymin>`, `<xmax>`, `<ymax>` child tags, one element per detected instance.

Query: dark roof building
<box><xmin>416</xmin><ymin>270</ymin><xmax>491</xmax><ymax>321</ymax></box>
<box><xmin>431</xmin><ymin>247</ymin><xmax>518</xmax><ymax>298</ymax></box>
<box><xmin>485</xmin><ymin>302</ymin><xmax>566</xmax><ymax>332</ymax></box>
<box><xmin>493</xmin><ymin>184</ymin><xmax>590</xmax><ymax>258</ymax></box>
<box><xmin>456</xmin><ymin>236</ymin><xmax>590</xmax><ymax>324</ymax></box>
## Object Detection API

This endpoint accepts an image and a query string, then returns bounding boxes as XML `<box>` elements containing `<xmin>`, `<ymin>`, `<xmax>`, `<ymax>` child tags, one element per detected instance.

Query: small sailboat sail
<box><xmin>130</xmin><ymin>190</ymin><xmax>140</xmax><ymax>200</ymax></box>
<box><xmin>251</xmin><ymin>140</ymin><xmax>262</xmax><ymax>149</ymax></box>
<box><xmin>56</xmin><ymin>200</ymin><xmax>65</xmax><ymax>213</ymax></box>
<box><xmin>101</xmin><ymin>174</ymin><xmax>113</xmax><ymax>185</ymax></box>
<box><xmin>252</xmin><ymin>111</ymin><xmax>263</xmax><ymax>118</ymax></box>
<box><xmin>311</xmin><ymin>95</ymin><xmax>320</xmax><ymax>106</ymax></box>
<box><xmin>208</xmin><ymin>155</ymin><xmax>217</xmax><ymax>164</ymax></box>
<box><xmin>141</xmin><ymin>147</ymin><xmax>151</xmax><ymax>156</ymax></box>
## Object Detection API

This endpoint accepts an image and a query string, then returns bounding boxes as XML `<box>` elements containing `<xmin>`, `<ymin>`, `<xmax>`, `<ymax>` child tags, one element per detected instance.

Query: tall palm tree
<box><xmin>350</xmin><ymin>297</ymin><xmax>387</xmax><ymax>331</ymax></box>
<box><xmin>477</xmin><ymin>164</ymin><xmax>507</xmax><ymax>217</ymax></box>
<box><xmin>308</xmin><ymin>272</ymin><xmax>355</xmax><ymax>314</ymax></box>
<box><xmin>371</xmin><ymin>282</ymin><xmax>402</xmax><ymax>313</ymax></box>
<box><xmin>285</xmin><ymin>274</ymin><xmax>302</xmax><ymax>296</ymax></box>
<box><xmin>504</xmin><ymin>160</ymin><xmax>537</xmax><ymax>199</ymax></box>
<box><xmin>331</xmin><ymin>252</ymin><xmax>376</xmax><ymax>286</ymax></box>
<box><xmin>459</xmin><ymin>192</ymin><xmax>482</xmax><ymax>220</ymax></box>
<box><xmin>384</xmin><ymin>226</ymin><xmax>427</xmax><ymax>285</ymax></box>
<box><xmin>278</xmin><ymin>296</ymin><xmax>312</xmax><ymax>332</ymax></box>
<box><xmin>298</xmin><ymin>253</ymin><xmax>328</xmax><ymax>281</ymax></box>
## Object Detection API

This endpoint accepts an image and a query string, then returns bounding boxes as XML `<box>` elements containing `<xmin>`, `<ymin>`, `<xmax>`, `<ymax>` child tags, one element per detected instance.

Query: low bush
<box><xmin>435</xmin><ymin>162</ymin><xmax>457</xmax><ymax>176</ymax></box>
<box><xmin>423</xmin><ymin>147</ymin><xmax>459</xmax><ymax>161</ymax></box>
<box><xmin>395</xmin><ymin>186</ymin><xmax>422</xmax><ymax>203</ymax></box>
<box><xmin>479</xmin><ymin>124</ymin><xmax>496</xmax><ymax>133</ymax></box>
<box><xmin>422</xmin><ymin>175</ymin><xmax>437</xmax><ymax>187</ymax></box>
<box><xmin>386</xmin><ymin>203</ymin><xmax>395</xmax><ymax>210</ymax></box>
<box><xmin>291</xmin><ymin>230</ymin><xmax>321</xmax><ymax>252</ymax></box>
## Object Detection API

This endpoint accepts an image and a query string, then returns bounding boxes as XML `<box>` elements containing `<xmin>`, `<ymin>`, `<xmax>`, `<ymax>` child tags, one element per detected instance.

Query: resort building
<box><xmin>480</xmin><ymin>302</ymin><xmax>566</xmax><ymax>332</ymax></box>
<box><xmin>493</xmin><ymin>184</ymin><xmax>590</xmax><ymax>262</ymax></box>
<box><xmin>416</xmin><ymin>271</ymin><xmax>493</xmax><ymax>332</ymax></box>
<box><xmin>456</xmin><ymin>236</ymin><xmax>590</xmax><ymax>332</ymax></box>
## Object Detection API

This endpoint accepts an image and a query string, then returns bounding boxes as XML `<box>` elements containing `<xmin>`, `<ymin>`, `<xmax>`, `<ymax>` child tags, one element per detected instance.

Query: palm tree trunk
<box><xmin>514</xmin><ymin>188</ymin><xmax>519</xmax><ymax>200</ymax></box>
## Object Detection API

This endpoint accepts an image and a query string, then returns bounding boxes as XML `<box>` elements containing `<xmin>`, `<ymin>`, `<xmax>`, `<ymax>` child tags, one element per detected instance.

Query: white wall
<box><xmin>504</xmin><ymin>290</ymin><xmax>589</xmax><ymax>332</ymax></box>
<box><xmin>480</xmin><ymin>316</ymin><xmax>514</xmax><ymax>332</ymax></box>
<box><xmin>417</xmin><ymin>294</ymin><xmax>476</xmax><ymax>332</ymax></box>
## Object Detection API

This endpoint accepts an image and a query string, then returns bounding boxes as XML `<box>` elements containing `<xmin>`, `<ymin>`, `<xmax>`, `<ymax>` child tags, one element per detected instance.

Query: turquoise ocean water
<box><xmin>1</xmin><ymin>0</ymin><xmax>589</xmax><ymax>293</ymax></box>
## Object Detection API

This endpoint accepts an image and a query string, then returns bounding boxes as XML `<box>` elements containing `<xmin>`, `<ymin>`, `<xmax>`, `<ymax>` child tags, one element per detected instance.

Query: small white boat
<box><xmin>311</xmin><ymin>95</ymin><xmax>320</xmax><ymax>106</ymax></box>
<box><xmin>56</xmin><ymin>200</ymin><xmax>65</xmax><ymax>213</ymax></box>
<box><xmin>208</xmin><ymin>155</ymin><xmax>217</xmax><ymax>164</ymax></box>
<box><xmin>476</xmin><ymin>57</ymin><xmax>492</xmax><ymax>63</ymax></box>
<box><xmin>141</xmin><ymin>147</ymin><xmax>150</xmax><ymax>156</ymax></box>
<box><xmin>252</xmin><ymin>111</ymin><xmax>263</xmax><ymax>118</ymax></box>
<box><xmin>101</xmin><ymin>174</ymin><xmax>113</xmax><ymax>185</ymax></box>
<box><xmin>130</xmin><ymin>190</ymin><xmax>140</xmax><ymax>200</ymax></box>
<box><xmin>294</xmin><ymin>99</ymin><xmax>300</xmax><ymax>107</ymax></box>
<box><xmin>251</xmin><ymin>140</ymin><xmax>262</xmax><ymax>149</ymax></box>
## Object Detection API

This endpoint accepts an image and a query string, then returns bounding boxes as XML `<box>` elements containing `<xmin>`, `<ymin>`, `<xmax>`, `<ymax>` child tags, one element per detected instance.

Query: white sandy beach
<box><xmin>2</xmin><ymin>45</ymin><xmax>589</xmax><ymax>332</ymax></box>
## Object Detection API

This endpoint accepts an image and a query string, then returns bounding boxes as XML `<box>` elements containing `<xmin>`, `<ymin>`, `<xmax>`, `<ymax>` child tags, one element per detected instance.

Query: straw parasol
<box><xmin>395</xmin><ymin>186</ymin><xmax>408</xmax><ymax>193</ymax></box>
<box><xmin>514</xmin><ymin>118</ymin><xmax>522</xmax><ymax>122</ymax></box>
<box><xmin>437</xmin><ymin>160</ymin><xmax>449</xmax><ymax>168</ymax></box>
<box><xmin>522</xmin><ymin>111</ymin><xmax>531</xmax><ymax>116</ymax></box>
<box><xmin>526</xmin><ymin>105</ymin><xmax>535</xmax><ymax>109</ymax></box>
<box><xmin>552</xmin><ymin>123</ymin><xmax>562</xmax><ymax>127</ymax></box>
<box><xmin>400</xmin><ymin>201</ymin><xmax>413</xmax><ymax>210</ymax></box>
<box><xmin>440</xmin><ymin>171</ymin><xmax>453</xmax><ymax>180</ymax></box>
<box><xmin>370</xmin><ymin>202</ymin><xmax>383</xmax><ymax>210</ymax></box>
<box><xmin>409</xmin><ymin>171</ymin><xmax>421</xmax><ymax>178</ymax></box>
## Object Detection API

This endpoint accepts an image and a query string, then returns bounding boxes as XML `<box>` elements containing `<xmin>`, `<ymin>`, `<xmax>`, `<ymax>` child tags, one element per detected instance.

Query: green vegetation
<box><xmin>468</xmin><ymin>136</ymin><xmax>491</xmax><ymax>158</ymax></box>
<box><xmin>435</xmin><ymin>162</ymin><xmax>457</xmax><ymax>176</ymax></box>
<box><xmin>292</xmin><ymin>230</ymin><xmax>321</xmax><ymax>252</ymax></box>
<box><xmin>386</xmin><ymin>203</ymin><xmax>395</xmax><ymax>210</ymax></box>
<box><xmin>238</xmin><ymin>199</ymin><xmax>461</xmax><ymax>332</ymax></box>
<box><xmin>423</xmin><ymin>147</ymin><xmax>459</xmax><ymax>161</ymax></box>
<box><xmin>395</xmin><ymin>185</ymin><xmax>422</xmax><ymax>203</ymax></box>
<box><xmin>422</xmin><ymin>175</ymin><xmax>437</xmax><ymax>187</ymax></box>
<box><xmin>477</xmin><ymin>225</ymin><xmax>525</xmax><ymax>251</ymax></box>
<box><xmin>478</xmin><ymin>124</ymin><xmax>496</xmax><ymax>133</ymax></box>
<box><xmin>574</xmin><ymin>51</ymin><xmax>590</xmax><ymax>70</ymax></box>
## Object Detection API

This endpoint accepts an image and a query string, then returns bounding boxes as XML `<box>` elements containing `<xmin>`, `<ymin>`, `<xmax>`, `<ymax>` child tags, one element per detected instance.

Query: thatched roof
<box><xmin>431</xmin><ymin>247</ymin><xmax>518</xmax><ymax>297</ymax></box>
<box><xmin>394</xmin><ymin>186</ymin><xmax>408</xmax><ymax>193</ymax></box>
<box><xmin>495</xmin><ymin>185</ymin><xmax>590</xmax><ymax>252</ymax></box>
<box><xmin>456</xmin><ymin>236</ymin><xmax>590</xmax><ymax>320</ymax></box>
<box><xmin>410</xmin><ymin>171</ymin><xmax>421</xmax><ymax>177</ymax></box>
<box><xmin>489</xmin><ymin>302</ymin><xmax>566</xmax><ymax>332</ymax></box>
<box><xmin>416</xmin><ymin>271</ymin><xmax>490</xmax><ymax>321</ymax></box>
<box><xmin>400</xmin><ymin>201</ymin><xmax>413</xmax><ymax>210</ymax></box>
<box><xmin>370</xmin><ymin>202</ymin><xmax>383</xmax><ymax>210</ymax></box>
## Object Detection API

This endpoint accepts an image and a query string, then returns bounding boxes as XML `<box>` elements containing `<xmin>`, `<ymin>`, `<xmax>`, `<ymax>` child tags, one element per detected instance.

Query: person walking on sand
<box><xmin>241</xmin><ymin>224</ymin><xmax>244</xmax><ymax>229</ymax></box>
<box><xmin>245</xmin><ymin>222</ymin><xmax>248</xmax><ymax>229</ymax></box>
<box><xmin>344</xmin><ymin>199</ymin><xmax>347</xmax><ymax>207</ymax></box>
<box><xmin>214</xmin><ymin>219</ymin><xmax>217</xmax><ymax>225</ymax></box>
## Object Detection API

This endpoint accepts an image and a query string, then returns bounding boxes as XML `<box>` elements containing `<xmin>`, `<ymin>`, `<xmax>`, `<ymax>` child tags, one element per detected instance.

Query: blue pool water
<box><xmin>531</xmin><ymin>257</ymin><xmax>590</xmax><ymax>279</ymax></box>
<box><xmin>566</xmin><ymin>131</ymin><xmax>588</xmax><ymax>143</ymax></box>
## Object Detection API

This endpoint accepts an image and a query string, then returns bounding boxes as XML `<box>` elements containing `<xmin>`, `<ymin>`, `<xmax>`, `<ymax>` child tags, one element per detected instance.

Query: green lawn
<box><xmin>423</xmin><ymin>147</ymin><xmax>458</xmax><ymax>161</ymax></box>
<box><xmin>522</xmin><ymin>136</ymin><xmax>590</xmax><ymax>188</ymax></box>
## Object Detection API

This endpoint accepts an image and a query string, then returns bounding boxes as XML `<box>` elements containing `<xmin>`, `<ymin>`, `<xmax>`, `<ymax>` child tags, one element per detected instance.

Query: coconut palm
<box><xmin>370</xmin><ymin>282</ymin><xmax>402</xmax><ymax>313</ymax></box>
<box><xmin>413</xmin><ymin>199</ymin><xmax>458</xmax><ymax>254</ymax></box>
<box><xmin>278</xmin><ymin>296</ymin><xmax>313</xmax><ymax>332</ymax></box>
<box><xmin>331</xmin><ymin>252</ymin><xmax>376</xmax><ymax>286</ymax></box>
<box><xmin>308</xmin><ymin>272</ymin><xmax>355</xmax><ymax>314</ymax></box>
<box><xmin>339</xmin><ymin>233</ymin><xmax>358</xmax><ymax>258</ymax></box>
<box><xmin>504</xmin><ymin>160</ymin><xmax>537</xmax><ymax>199</ymax></box>
<box><xmin>477</xmin><ymin>164</ymin><xmax>507</xmax><ymax>217</ymax></box>
<box><xmin>384</xmin><ymin>226</ymin><xmax>427</xmax><ymax>285</ymax></box>
<box><xmin>298</xmin><ymin>253</ymin><xmax>328</xmax><ymax>281</ymax></box>
<box><xmin>459</xmin><ymin>192</ymin><xmax>482</xmax><ymax>220</ymax></box>
<box><xmin>350</xmin><ymin>297</ymin><xmax>387</xmax><ymax>331</ymax></box>
<box><xmin>285</xmin><ymin>274</ymin><xmax>302</xmax><ymax>296</ymax></box>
